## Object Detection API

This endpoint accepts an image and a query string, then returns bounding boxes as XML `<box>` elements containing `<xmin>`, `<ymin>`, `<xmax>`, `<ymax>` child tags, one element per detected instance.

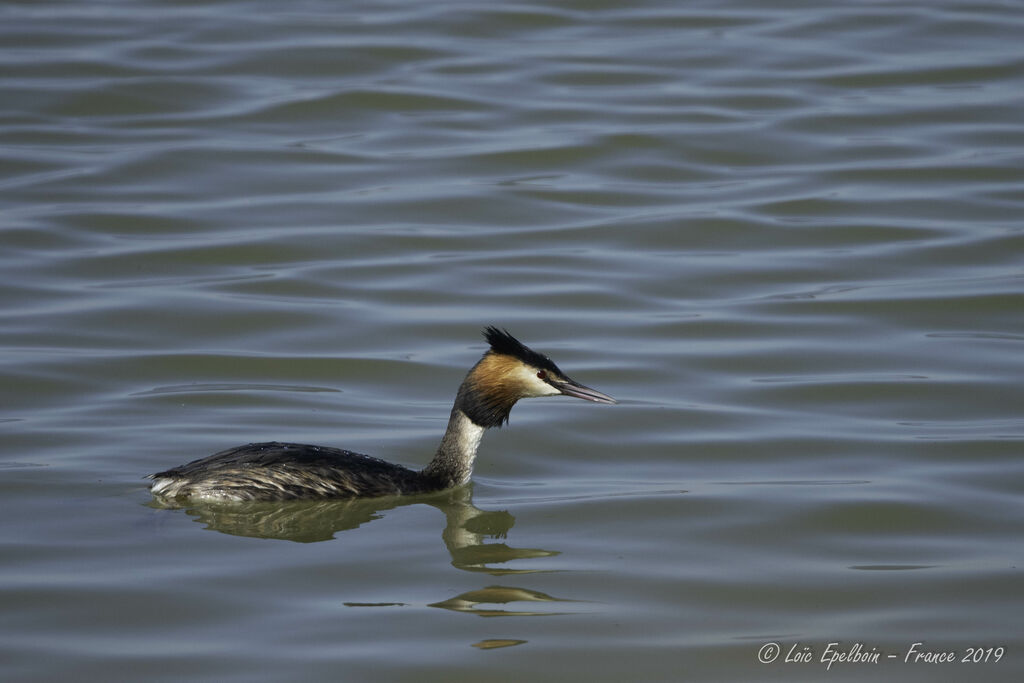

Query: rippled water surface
<box><xmin>2</xmin><ymin>1</ymin><xmax>1023</xmax><ymax>680</ymax></box>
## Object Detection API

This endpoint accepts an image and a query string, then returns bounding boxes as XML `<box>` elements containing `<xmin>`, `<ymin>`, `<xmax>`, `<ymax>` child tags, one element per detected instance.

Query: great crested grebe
<box><xmin>147</xmin><ymin>327</ymin><xmax>616</xmax><ymax>502</ymax></box>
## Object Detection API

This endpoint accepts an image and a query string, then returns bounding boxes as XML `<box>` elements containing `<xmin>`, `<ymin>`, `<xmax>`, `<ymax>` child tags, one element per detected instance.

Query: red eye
<box><xmin>536</xmin><ymin>370</ymin><xmax>547</xmax><ymax>380</ymax></box>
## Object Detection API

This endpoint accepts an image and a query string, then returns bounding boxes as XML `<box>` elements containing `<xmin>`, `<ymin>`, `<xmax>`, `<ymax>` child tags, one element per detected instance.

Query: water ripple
<box><xmin>3</xmin><ymin>0</ymin><xmax>1024</xmax><ymax>680</ymax></box>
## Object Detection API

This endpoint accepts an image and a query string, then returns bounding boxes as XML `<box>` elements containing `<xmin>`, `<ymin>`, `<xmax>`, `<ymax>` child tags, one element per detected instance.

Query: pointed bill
<box><xmin>553</xmin><ymin>377</ymin><xmax>617</xmax><ymax>404</ymax></box>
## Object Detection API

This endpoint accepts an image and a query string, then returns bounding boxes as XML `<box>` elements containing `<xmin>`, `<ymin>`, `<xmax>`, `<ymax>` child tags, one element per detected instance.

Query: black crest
<box><xmin>483</xmin><ymin>326</ymin><xmax>562</xmax><ymax>374</ymax></box>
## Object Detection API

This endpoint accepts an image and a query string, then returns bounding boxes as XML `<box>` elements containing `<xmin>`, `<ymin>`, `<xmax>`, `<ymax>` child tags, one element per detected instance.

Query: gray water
<box><xmin>2</xmin><ymin>1</ymin><xmax>1023</xmax><ymax>681</ymax></box>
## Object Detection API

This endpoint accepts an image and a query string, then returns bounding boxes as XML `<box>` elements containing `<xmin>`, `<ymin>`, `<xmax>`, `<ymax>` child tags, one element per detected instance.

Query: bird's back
<box><xmin>147</xmin><ymin>441</ymin><xmax>427</xmax><ymax>501</ymax></box>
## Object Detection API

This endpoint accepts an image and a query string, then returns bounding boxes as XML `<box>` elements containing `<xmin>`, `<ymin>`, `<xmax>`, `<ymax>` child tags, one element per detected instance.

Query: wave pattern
<box><xmin>2</xmin><ymin>1</ymin><xmax>1023</xmax><ymax>681</ymax></box>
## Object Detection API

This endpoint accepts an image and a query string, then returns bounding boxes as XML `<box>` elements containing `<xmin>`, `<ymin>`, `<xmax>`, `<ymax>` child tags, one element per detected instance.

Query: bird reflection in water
<box><xmin>149</xmin><ymin>486</ymin><xmax>584</xmax><ymax>618</ymax></box>
<box><xmin>147</xmin><ymin>485</ymin><xmax>558</xmax><ymax>575</ymax></box>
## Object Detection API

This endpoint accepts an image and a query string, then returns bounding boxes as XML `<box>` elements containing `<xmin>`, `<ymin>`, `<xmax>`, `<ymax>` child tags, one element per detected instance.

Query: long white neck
<box><xmin>421</xmin><ymin>408</ymin><xmax>486</xmax><ymax>488</ymax></box>
<box><xmin>420</xmin><ymin>352</ymin><xmax>526</xmax><ymax>489</ymax></box>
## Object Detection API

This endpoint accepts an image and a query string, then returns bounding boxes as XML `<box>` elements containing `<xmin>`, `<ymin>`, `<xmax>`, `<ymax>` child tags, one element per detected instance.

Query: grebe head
<box><xmin>456</xmin><ymin>327</ymin><xmax>616</xmax><ymax>428</ymax></box>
